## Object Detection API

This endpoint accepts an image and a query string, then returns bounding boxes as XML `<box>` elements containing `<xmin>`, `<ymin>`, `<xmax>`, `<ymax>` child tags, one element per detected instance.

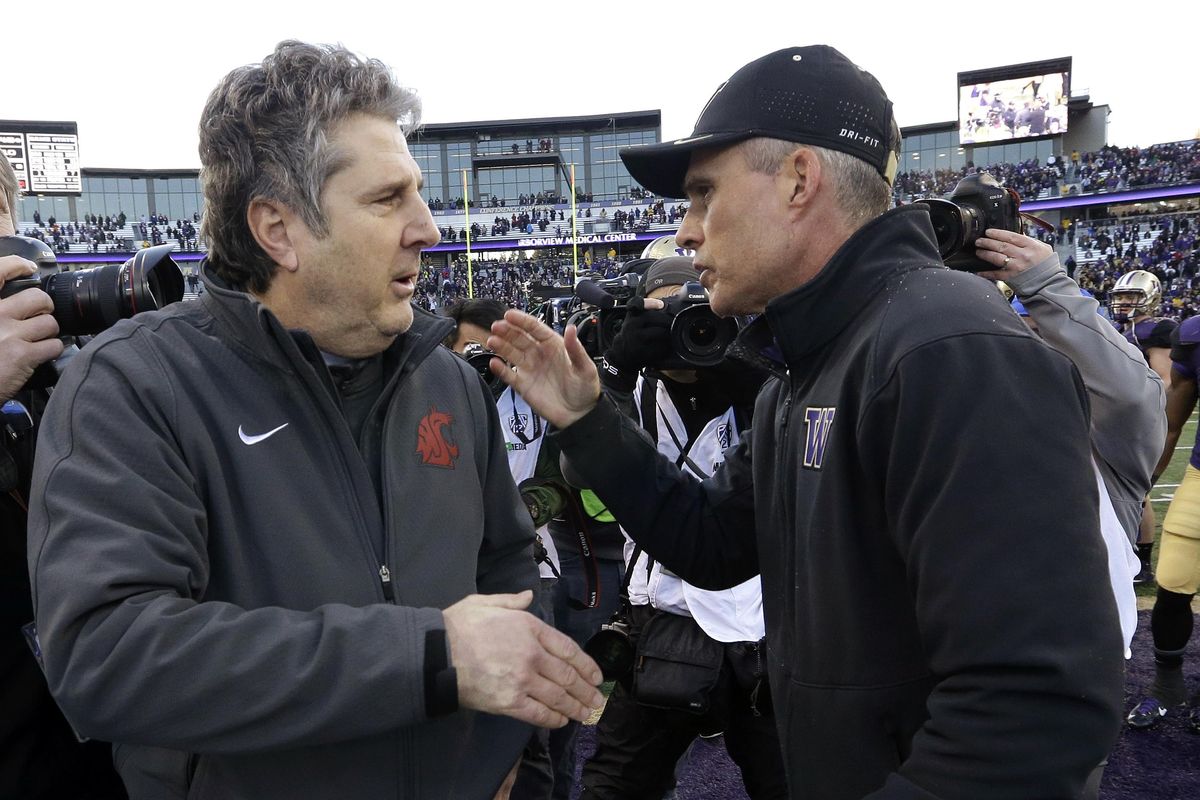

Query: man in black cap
<box><xmin>487</xmin><ymin>46</ymin><xmax>1123</xmax><ymax>799</ymax></box>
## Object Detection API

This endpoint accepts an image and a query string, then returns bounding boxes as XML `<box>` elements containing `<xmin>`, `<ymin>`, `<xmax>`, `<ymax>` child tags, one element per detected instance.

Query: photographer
<box><xmin>488</xmin><ymin>45</ymin><xmax>1123</xmax><ymax>799</ymax></box>
<box><xmin>1</xmin><ymin>154</ymin><xmax>125</xmax><ymax>798</ymax></box>
<box><xmin>974</xmin><ymin>230</ymin><xmax>1164</xmax><ymax>784</ymax></box>
<box><xmin>446</xmin><ymin>297</ymin><xmax>625</xmax><ymax>800</ymax></box>
<box><xmin>579</xmin><ymin>257</ymin><xmax>784</xmax><ymax>799</ymax></box>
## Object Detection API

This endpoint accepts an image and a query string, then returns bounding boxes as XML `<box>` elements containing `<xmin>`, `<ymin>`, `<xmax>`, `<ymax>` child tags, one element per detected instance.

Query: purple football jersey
<box><xmin>1123</xmin><ymin>317</ymin><xmax>1176</xmax><ymax>359</ymax></box>
<box><xmin>1171</xmin><ymin>315</ymin><xmax>1200</xmax><ymax>469</ymax></box>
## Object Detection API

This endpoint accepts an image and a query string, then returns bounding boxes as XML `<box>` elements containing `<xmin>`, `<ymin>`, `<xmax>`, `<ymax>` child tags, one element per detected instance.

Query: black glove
<box><xmin>602</xmin><ymin>300</ymin><xmax>673</xmax><ymax>373</ymax></box>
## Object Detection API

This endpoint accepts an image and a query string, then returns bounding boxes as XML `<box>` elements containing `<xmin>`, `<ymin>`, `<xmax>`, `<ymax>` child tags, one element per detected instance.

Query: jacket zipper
<box><xmin>379</xmin><ymin>564</ymin><xmax>395</xmax><ymax>602</ymax></box>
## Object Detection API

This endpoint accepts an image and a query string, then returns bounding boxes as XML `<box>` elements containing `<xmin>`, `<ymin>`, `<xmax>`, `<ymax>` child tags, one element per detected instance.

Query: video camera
<box><xmin>0</xmin><ymin>235</ymin><xmax>184</xmax><ymax>336</ymax></box>
<box><xmin>574</xmin><ymin>273</ymin><xmax>738</xmax><ymax>369</ymax></box>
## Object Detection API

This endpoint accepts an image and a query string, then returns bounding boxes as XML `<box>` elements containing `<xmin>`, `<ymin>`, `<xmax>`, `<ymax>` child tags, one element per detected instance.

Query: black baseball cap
<box><xmin>620</xmin><ymin>45</ymin><xmax>900</xmax><ymax>199</ymax></box>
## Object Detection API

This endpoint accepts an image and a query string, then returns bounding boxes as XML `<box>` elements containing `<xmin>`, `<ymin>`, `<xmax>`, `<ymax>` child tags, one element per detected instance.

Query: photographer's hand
<box><xmin>0</xmin><ymin>255</ymin><xmax>64</xmax><ymax>402</ymax></box>
<box><xmin>975</xmin><ymin>228</ymin><xmax>1054</xmax><ymax>281</ymax></box>
<box><xmin>443</xmin><ymin>591</ymin><xmax>603</xmax><ymax>728</ymax></box>
<box><xmin>602</xmin><ymin>299</ymin><xmax>673</xmax><ymax>373</ymax></box>
<box><xmin>487</xmin><ymin>310</ymin><xmax>602</xmax><ymax>429</ymax></box>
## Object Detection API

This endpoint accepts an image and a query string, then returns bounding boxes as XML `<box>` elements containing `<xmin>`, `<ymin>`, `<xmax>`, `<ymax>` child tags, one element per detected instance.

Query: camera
<box><xmin>584</xmin><ymin>605</ymin><xmax>636</xmax><ymax>681</ymax></box>
<box><xmin>658</xmin><ymin>281</ymin><xmax>740</xmax><ymax>369</ymax></box>
<box><xmin>0</xmin><ymin>235</ymin><xmax>185</xmax><ymax>336</ymax></box>
<box><xmin>459</xmin><ymin>341</ymin><xmax>503</xmax><ymax>396</ymax></box>
<box><xmin>914</xmin><ymin>172</ymin><xmax>1022</xmax><ymax>272</ymax></box>
<box><xmin>575</xmin><ymin>274</ymin><xmax>738</xmax><ymax>368</ymax></box>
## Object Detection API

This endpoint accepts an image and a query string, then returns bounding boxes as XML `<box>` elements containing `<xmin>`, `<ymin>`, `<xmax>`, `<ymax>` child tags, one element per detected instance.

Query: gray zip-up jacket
<box><xmin>1007</xmin><ymin>253</ymin><xmax>1165</xmax><ymax>543</ymax></box>
<box><xmin>26</xmin><ymin>267</ymin><xmax>538</xmax><ymax>799</ymax></box>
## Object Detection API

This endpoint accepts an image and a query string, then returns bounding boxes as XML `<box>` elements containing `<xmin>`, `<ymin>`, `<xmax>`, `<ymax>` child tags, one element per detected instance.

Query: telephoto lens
<box><xmin>0</xmin><ymin>237</ymin><xmax>185</xmax><ymax>336</ymax></box>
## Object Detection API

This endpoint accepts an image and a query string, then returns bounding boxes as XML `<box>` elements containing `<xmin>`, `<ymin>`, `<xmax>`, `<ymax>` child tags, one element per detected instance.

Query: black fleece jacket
<box><xmin>557</xmin><ymin>205</ymin><xmax>1124</xmax><ymax>799</ymax></box>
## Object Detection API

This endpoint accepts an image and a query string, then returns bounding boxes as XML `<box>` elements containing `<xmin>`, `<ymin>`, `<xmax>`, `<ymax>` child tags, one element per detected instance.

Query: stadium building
<box><xmin>3</xmin><ymin>57</ymin><xmax>1198</xmax><ymax>289</ymax></box>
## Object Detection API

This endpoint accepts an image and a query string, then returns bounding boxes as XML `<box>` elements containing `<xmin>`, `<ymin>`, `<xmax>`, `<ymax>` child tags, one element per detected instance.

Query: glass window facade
<box><xmin>969</xmin><ymin>139</ymin><xmax>1054</xmax><ymax>169</ymax></box>
<box><xmin>900</xmin><ymin>127</ymin><xmax>1055</xmax><ymax>180</ymax></box>
<box><xmin>477</xmin><ymin>165</ymin><xmax>557</xmax><ymax>203</ymax></box>
<box><xmin>154</xmin><ymin>176</ymin><xmax>204</xmax><ymax>221</ymax></box>
<box><xmin>411</xmin><ymin>141</ymin><xmax>443</xmax><ymax>203</ymax></box>
<box><xmin>586</xmin><ymin>129</ymin><xmax>657</xmax><ymax>200</ymax></box>
<box><xmin>899</xmin><ymin>129</ymin><xmax>967</xmax><ymax>178</ymax></box>
<box><xmin>16</xmin><ymin>194</ymin><xmax>72</xmax><ymax>224</ymax></box>
<box><xmin>410</xmin><ymin>121</ymin><xmax>659</xmax><ymax>208</ymax></box>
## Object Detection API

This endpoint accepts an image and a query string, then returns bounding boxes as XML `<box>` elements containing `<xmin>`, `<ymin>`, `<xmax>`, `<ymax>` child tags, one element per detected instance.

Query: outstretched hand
<box><xmin>443</xmin><ymin>591</ymin><xmax>603</xmax><ymax>729</ymax></box>
<box><xmin>487</xmin><ymin>310</ymin><xmax>601</xmax><ymax>429</ymax></box>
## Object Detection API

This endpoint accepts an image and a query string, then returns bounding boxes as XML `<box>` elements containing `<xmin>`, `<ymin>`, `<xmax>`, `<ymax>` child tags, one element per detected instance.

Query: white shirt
<box><xmin>626</xmin><ymin>376</ymin><xmax>765</xmax><ymax>643</ymax></box>
<box><xmin>499</xmin><ymin>386</ymin><xmax>559</xmax><ymax>577</ymax></box>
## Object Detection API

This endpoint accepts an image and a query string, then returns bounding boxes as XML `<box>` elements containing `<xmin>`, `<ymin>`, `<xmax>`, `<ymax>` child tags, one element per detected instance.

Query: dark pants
<box><xmin>580</xmin><ymin>606</ymin><xmax>787</xmax><ymax>800</ymax></box>
<box><xmin>514</xmin><ymin>551</ymin><xmax>623</xmax><ymax>800</ymax></box>
<box><xmin>512</xmin><ymin>579</ymin><xmax>560</xmax><ymax>800</ymax></box>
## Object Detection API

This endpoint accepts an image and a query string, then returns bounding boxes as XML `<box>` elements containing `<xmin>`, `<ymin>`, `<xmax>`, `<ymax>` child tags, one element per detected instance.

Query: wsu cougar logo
<box><xmin>416</xmin><ymin>406</ymin><xmax>459</xmax><ymax>469</ymax></box>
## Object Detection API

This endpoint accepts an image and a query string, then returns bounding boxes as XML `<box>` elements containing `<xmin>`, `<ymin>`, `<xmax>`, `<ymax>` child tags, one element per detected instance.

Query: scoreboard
<box><xmin>0</xmin><ymin>120</ymin><xmax>81</xmax><ymax>194</ymax></box>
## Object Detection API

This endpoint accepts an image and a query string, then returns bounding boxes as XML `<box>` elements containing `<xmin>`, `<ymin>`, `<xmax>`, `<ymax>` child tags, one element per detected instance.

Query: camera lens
<box><xmin>958</xmin><ymin>205</ymin><xmax>984</xmax><ymax>250</ymax></box>
<box><xmin>671</xmin><ymin>306</ymin><xmax>737</xmax><ymax>367</ymax></box>
<box><xmin>41</xmin><ymin>246</ymin><xmax>184</xmax><ymax>336</ymax></box>
<box><xmin>584</xmin><ymin>627</ymin><xmax>635</xmax><ymax>681</ymax></box>
<box><xmin>920</xmin><ymin>199</ymin><xmax>965</xmax><ymax>258</ymax></box>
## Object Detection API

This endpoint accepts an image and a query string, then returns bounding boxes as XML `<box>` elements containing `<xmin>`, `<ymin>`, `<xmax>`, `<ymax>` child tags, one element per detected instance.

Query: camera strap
<box><xmin>640</xmin><ymin>377</ymin><xmax>711</xmax><ymax>480</ymax></box>
<box><xmin>562</xmin><ymin>490</ymin><xmax>603</xmax><ymax>610</ymax></box>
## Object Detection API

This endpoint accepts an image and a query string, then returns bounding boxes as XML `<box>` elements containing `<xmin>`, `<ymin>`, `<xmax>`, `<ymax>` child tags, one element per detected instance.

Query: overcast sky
<box><xmin>5</xmin><ymin>1</ymin><xmax>1196</xmax><ymax>170</ymax></box>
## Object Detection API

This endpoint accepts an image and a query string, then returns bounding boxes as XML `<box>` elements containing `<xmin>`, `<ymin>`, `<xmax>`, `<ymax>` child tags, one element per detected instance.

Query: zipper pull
<box><xmin>379</xmin><ymin>564</ymin><xmax>395</xmax><ymax>602</ymax></box>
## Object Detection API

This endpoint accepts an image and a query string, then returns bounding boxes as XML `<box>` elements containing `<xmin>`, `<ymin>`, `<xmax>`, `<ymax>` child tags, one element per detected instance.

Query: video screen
<box><xmin>958</xmin><ymin>71</ymin><xmax>1069</xmax><ymax>144</ymax></box>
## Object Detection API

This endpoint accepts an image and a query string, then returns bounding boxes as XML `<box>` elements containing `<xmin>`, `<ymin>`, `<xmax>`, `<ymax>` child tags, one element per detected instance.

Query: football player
<box><xmin>1128</xmin><ymin>316</ymin><xmax>1200</xmax><ymax>731</ymax></box>
<box><xmin>1111</xmin><ymin>269</ymin><xmax>1176</xmax><ymax>583</ymax></box>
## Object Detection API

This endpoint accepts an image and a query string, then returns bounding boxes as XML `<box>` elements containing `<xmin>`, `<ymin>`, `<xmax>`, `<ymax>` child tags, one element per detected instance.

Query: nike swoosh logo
<box><xmin>238</xmin><ymin>423</ymin><xmax>289</xmax><ymax>445</ymax></box>
<box><xmin>672</xmin><ymin>134</ymin><xmax>714</xmax><ymax>146</ymax></box>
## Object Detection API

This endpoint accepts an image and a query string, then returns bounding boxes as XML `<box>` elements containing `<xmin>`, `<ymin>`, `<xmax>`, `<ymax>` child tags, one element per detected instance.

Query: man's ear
<box><xmin>247</xmin><ymin>197</ymin><xmax>300</xmax><ymax>272</ymax></box>
<box><xmin>784</xmin><ymin>147</ymin><xmax>822</xmax><ymax>210</ymax></box>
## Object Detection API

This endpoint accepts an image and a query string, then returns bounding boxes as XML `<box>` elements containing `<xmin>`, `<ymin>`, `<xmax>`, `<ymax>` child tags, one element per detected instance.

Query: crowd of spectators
<box><xmin>19</xmin><ymin>209</ymin><xmax>205</xmax><ymax>254</ymax></box>
<box><xmin>892</xmin><ymin>140</ymin><xmax>1200</xmax><ymax>203</ymax></box>
<box><xmin>1076</xmin><ymin>141</ymin><xmax>1200</xmax><ymax>193</ymax></box>
<box><xmin>23</xmin><ymin>210</ymin><xmax>131</xmax><ymax>253</ymax></box>
<box><xmin>607</xmin><ymin>199</ymin><xmax>687</xmax><ymax>232</ymax></box>
<box><xmin>1071</xmin><ymin>211</ymin><xmax>1200</xmax><ymax>319</ymax></box>
<box><xmin>414</xmin><ymin>255</ymin><xmax>620</xmax><ymax>311</ymax></box>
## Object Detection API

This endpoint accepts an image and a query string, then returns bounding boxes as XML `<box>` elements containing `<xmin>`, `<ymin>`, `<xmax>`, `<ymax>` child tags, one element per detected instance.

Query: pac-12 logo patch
<box><xmin>508</xmin><ymin>412</ymin><xmax>529</xmax><ymax>438</ymax></box>
<box><xmin>802</xmin><ymin>407</ymin><xmax>836</xmax><ymax>469</ymax></box>
<box><xmin>416</xmin><ymin>406</ymin><xmax>459</xmax><ymax>469</ymax></box>
<box><xmin>716</xmin><ymin>422</ymin><xmax>732</xmax><ymax>451</ymax></box>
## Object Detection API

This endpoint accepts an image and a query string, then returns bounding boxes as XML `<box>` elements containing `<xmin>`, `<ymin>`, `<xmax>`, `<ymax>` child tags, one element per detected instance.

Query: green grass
<box><xmin>1142</xmin><ymin>411</ymin><xmax>1198</xmax><ymax>599</ymax></box>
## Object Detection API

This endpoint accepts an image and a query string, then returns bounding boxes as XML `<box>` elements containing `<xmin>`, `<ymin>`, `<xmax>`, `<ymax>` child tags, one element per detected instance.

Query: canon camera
<box><xmin>574</xmin><ymin>275</ymin><xmax>738</xmax><ymax>368</ymax></box>
<box><xmin>914</xmin><ymin>172</ymin><xmax>1022</xmax><ymax>272</ymax></box>
<box><xmin>460</xmin><ymin>341</ymin><xmax>504</xmax><ymax>397</ymax></box>
<box><xmin>0</xmin><ymin>235</ymin><xmax>185</xmax><ymax>336</ymax></box>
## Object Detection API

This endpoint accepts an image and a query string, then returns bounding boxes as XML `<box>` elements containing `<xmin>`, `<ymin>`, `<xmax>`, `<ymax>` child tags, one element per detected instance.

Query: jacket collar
<box><xmin>730</xmin><ymin>205</ymin><xmax>944</xmax><ymax>371</ymax></box>
<box><xmin>199</xmin><ymin>259</ymin><xmax>452</xmax><ymax>371</ymax></box>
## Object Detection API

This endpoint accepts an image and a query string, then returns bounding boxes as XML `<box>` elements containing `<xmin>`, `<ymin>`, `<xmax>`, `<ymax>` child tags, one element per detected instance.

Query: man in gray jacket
<box><xmin>26</xmin><ymin>41</ymin><xmax>601</xmax><ymax>799</ymax></box>
<box><xmin>975</xmin><ymin>227</ymin><xmax>1164</xmax><ymax>562</ymax></box>
<box><xmin>975</xmin><ymin>227</ymin><xmax>1164</xmax><ymax>797</ymax></box>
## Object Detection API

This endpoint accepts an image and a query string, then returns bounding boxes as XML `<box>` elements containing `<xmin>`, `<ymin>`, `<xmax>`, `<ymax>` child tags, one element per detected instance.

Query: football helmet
<box><xmin>1110</xmin><ymin>270</ymin><xmax>1161</xmax><ymax>322</ymax></box>
<box><xmin>641</xmin><ymin>235</ymin><xmax>693</xmax><ymax>260</ymax></box>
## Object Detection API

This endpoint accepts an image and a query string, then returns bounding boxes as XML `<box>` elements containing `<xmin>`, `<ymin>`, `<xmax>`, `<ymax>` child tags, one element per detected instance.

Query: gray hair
<box><xmin>738</xmin><ymin>136</ymin><xmax>893</xmax><ymax>227</ymax></box>
<box><xmin>0</xmin><ymin>151</ymin><xmax>18</xmax><ymax>224</ymax></box>
<box><xmin>199</xmin><ymin>40</ymin><xmax>421</xmax><ymax>293</ymax></box>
